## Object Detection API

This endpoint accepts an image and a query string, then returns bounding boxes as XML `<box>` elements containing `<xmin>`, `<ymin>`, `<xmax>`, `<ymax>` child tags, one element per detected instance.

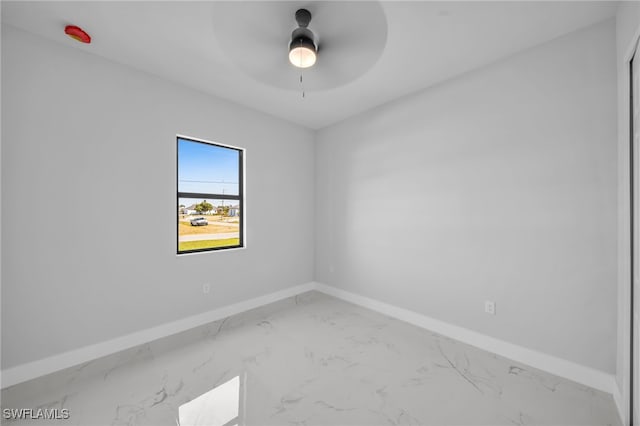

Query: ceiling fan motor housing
<box><xmin>295</xmin><ymin>8</ymin><xmax>312</xmax><ymax>27</ymax></box>
<box><xmin>290</xmin><ymin>27</ymin><xmax>316</xmax><ymax>52</ymax></box>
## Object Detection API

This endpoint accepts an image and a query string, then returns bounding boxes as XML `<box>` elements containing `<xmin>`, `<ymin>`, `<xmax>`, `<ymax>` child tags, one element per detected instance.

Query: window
<box><xmin>177</xmin><ymin>136</ymin><xmax>244</xmax><ymax>254</ymax></box>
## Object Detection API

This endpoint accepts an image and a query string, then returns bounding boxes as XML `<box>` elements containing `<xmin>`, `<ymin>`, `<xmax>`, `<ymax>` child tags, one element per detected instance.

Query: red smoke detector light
<box><xmin>64</xmin><ymin>25</ymin><xmax>91</xmax><ymax>44</ymax></box>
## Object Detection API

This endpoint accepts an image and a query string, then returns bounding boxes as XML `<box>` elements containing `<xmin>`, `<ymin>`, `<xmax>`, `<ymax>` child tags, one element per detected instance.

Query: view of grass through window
<box><xmin>177</xmin><ymin>137</ymin><xmax>243</xmax><ymax>253</ymax></box>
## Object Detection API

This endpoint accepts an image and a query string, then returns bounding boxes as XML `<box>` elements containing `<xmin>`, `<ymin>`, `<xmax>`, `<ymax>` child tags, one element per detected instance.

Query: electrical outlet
<box><xmin>202</xmin><ymin>283</ymin><xmax>211</xmax><ymax>294</ymax></box>
<box><xmin>484</xmin><ymin>300</ymin><xmax>496</xmax><ymax>315</ymax></box>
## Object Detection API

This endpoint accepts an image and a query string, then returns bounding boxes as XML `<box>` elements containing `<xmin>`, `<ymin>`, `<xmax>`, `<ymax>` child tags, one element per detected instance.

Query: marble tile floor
<box><xmin>1</xmin><ymin>291</ymin><xmax>620</xmax><ymax>426</ymax></box>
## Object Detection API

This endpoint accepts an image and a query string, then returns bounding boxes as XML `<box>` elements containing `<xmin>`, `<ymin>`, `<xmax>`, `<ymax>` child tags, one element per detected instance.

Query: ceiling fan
<box><xmin>210</xmin><ymin>2</ymin><xmax>388</xmax><ymax>92</ymax></box>
<box><xmin>288</xmin><ymin>8</ymin><xmax>317</xmax><ymax>69</ymax></box>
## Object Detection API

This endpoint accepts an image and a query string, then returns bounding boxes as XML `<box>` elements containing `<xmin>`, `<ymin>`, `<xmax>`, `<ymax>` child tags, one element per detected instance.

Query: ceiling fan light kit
<box><xmin>289</xmin><ymin>8</ymin><xmax>317</xmax><ymax>69</ymax></box>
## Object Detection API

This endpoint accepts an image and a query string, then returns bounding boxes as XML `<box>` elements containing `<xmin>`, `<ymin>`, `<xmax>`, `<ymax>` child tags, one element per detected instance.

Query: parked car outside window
<box><xmin>190</xmin><ymin>217</ymin><xmax>208</xmax><ymax>226</ymax></box>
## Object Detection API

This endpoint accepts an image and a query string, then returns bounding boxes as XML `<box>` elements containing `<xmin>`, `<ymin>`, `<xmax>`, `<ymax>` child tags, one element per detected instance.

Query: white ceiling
<box><xmin>1</xmin><ymin>1</ymin><xmax>618</xmax><ymax>129</ymax></box>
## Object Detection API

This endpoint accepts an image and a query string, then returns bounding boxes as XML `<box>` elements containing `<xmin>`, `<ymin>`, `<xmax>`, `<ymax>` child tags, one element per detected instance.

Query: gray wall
<box><xmin>1</xmin><ymin>17</ymin><xmax>620</xmax><ymax>378</ymax></box>
<box><xmin>315</xmin><ymin>21</ymin><xmax>617</xmax><ymax>373</ymax></box>
<box><xmin>615</xmin><ymin>3</ymin><xmax>640</xmax><ymax>423</ymax></box>
<box><xmin>1</xmin><ymin>25</ymin><xmax>315</xmax><ymax>369</ymax></box>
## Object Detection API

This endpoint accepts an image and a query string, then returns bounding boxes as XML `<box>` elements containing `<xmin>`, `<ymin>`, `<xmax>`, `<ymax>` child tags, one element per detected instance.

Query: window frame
<box><xmin>176</xmin><ymin>135</ymin><xmax>245</xmax><ymax>255</ymax></box>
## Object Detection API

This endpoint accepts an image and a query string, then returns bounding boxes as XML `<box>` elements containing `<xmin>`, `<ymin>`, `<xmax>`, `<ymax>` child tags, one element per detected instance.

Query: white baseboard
<box><xmin>2</xmin><ymin>281</ymin><xmax>619</xmax><ymax>400</ymax></box>
<box><xmin>612</xmin><ymin>382</ymin><xmax>626</xmax><ymax>426</ymax></box>
<box><xmin>0</xmin><ymin>282</ymin><xmax>316</xmax><ymax>389</ymax></box>
<box><xmin>314</xmin><ymin>282</ymin><xmax>618</xmax><ymax>396</ymax></box>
